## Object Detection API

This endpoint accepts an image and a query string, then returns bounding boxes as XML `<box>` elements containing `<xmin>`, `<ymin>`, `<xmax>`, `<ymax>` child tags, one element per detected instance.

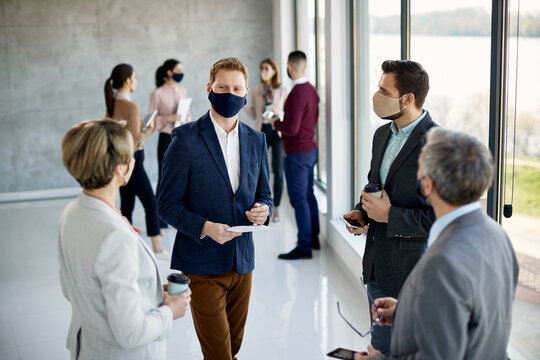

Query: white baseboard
<box><xmin>0</xmin><ymin>187</ymin><xmax>81</xmax><ymax>203</ymax></box>
<box><xmin>0</xmin><ymin>181</ymin><xmax>161</xmax><ymax>204</ymax></box>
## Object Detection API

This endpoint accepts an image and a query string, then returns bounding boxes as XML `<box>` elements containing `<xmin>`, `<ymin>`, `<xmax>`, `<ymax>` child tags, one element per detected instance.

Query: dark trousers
<box><xmin>119</xmin><ymin>149</ymin><xmax>161</xmax><ymax>237</ymax></box>
<box><xmin>261</xmin><ymin>124</ymin><xmax>283</xmax><ymax>207</ymax></box>
<box><xmin>186</xmin><ymin>269</ymin><xmax>253</xmax><ymax>360</ymax></box>
<box><xmin>156</xmin><ymin>133</ymin><xmax>171</xmax><ymax>228</ymax></box>
<box><xmin>368</xmin><ymin>281</ymin><xmax>392</xmax><ymax>356</ymax></box>
<box><xmin>283</xmin><ymin>148</ymin><xmax>320</xmax><ymax>251</ymax></box>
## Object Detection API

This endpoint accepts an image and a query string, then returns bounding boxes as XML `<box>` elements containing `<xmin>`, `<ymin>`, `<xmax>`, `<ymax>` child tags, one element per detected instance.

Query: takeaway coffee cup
<box><xmin>363</xmin><ymin>183</ymin><xmax>382</xmax><ymax>199</ymax></box>
<box><xmin>167</xmin><ymin>273</ymin><xmax>190</xmax><ymax>295</ymax></box>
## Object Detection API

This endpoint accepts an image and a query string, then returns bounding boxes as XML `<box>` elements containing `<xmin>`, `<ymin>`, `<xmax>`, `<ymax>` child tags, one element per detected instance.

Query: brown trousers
<box><xmin>186</xmin><ymin>269</ymin><xmax>253</xmax><ymax>360</ymax></box>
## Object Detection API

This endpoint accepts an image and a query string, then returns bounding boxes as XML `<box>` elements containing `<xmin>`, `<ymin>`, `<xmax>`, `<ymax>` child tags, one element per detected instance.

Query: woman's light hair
<box><xmin>419</xmin><ymin>128</ymin><xmax>493</xmax><ymax>206</ymax></box>
<box><xmin>61</xmin><ymin>119</ymin><xmax>133</xmax><ymax>189</ymax></box>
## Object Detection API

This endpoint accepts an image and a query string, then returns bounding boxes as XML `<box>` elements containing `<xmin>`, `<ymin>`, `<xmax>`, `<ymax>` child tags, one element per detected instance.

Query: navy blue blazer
<box><xmin>157</xmin><ymin>111</ymin><xmax>273</xmax><ymax>275</ymax></box>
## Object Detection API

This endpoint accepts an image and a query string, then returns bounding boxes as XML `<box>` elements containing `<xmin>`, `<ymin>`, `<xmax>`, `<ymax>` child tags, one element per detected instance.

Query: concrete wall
<box><xmin>0</xmin><ymin>0</ymin><xmax>273</xmax><ymax>193</ymax></box>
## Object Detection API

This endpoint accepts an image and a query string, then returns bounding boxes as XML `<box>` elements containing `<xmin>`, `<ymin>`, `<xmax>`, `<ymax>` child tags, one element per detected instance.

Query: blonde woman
<box><xmin>243</xmin><ymin>58</ymin><xmax>288</xmax><ymax>222</ymax></box>
<box><xmin>58</xmin><ymin>119</ymin><xmax>191</xmax><ymax>360</ymax></box>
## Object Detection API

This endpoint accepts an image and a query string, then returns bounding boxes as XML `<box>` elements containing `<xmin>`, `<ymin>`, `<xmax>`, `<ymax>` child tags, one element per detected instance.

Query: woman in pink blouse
<box><xmin>243</xmin><ymin>58</ymin><xmax>288</xmax><ymax>222</ymax></box>
<box><xmin>148</xmin><ymin>59</ymin><xmax>192</xmax><ymax>229</ymax></box>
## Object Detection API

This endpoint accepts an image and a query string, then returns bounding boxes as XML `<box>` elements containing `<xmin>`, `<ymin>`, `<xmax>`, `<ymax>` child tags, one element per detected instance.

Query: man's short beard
<box><xmin>383</xmin><ymin>108</ymin><xmax>405</xmax><ymax>121</ymax></box>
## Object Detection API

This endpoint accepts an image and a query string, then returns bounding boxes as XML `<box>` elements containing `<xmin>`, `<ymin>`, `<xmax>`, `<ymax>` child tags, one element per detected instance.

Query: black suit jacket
<box><xmin>355</xmin><ymin>111</ymin><xmax>437</xmax><ymax>298</ymax></box>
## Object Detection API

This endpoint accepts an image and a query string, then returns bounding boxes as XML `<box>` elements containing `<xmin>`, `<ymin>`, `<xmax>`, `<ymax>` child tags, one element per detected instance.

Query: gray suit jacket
<box><xmin>58</xmin><ymin>194</ymin><xmax>173</xmax><ymax>360</ymax></box>
<box><xmin>372</xmin><ymin>209</ymin><xmax>519</xmax><ymax>360</ymax></box>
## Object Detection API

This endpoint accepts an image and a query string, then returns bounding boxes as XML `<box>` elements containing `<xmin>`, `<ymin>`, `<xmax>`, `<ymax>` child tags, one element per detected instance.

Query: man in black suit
<box><xmin>343</xmin><ymin>60</ymin><xmax>437</xmax><ymax>356</ymax></box>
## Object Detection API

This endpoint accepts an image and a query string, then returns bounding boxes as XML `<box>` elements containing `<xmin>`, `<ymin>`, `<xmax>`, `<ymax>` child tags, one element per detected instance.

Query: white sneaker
<box><xmin>154</xmin><ymin>249</ymin><xmax>172</xmax><ymax>261</ymax></box>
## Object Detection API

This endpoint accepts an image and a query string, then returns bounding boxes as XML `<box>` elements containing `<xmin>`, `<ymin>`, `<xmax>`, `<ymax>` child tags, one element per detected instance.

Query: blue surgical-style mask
<box><xmin>208</xmin><ymin>90</ymin><xmax>247</xmax><ymax>118</ymax></box>
<box><xmin>416</xmin><ymin>179</ymin><xmax>427</xmax><ymax>206</ymax></box>
<box><xmin>172</xmin><ymin>73</ymin><xmax>184</xmax><ymax>83</ymax></box>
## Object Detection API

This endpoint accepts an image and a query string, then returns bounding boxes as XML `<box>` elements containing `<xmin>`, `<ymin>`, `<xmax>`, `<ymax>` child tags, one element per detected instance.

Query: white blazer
<box><xmin>58</xmin><ymin>193</ymin><xmax>173</xmax><ymax>360</ymax></box>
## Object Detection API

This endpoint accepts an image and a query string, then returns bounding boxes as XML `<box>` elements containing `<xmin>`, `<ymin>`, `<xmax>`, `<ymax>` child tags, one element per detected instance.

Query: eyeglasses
<box><xmin>336</xmin><ymin>276</ymin><xmax>380</xmax><ymax>337</ymax></box>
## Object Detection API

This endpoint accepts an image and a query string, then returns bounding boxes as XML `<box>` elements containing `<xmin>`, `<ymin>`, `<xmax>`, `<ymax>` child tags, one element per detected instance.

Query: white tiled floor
<box><xmin>1</xmin><ymin>196</ymin><xmax>539</xmax><ymax>359</ymax></box>
<box><xmin>0</xmin><ymin>197</ymin><xmax>372</xmax><ymax>359</ymax></box>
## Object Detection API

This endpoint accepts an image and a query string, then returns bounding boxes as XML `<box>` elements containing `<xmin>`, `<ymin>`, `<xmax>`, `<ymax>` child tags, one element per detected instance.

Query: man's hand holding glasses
<box><xmin>371</xmin><ymin>297</ymin><xmax>397</xmax><ymax>326</ymax></box>
<box><xmin>334</xmin><ymin>278</ymin><xmax>399</xmax><ymax>359</ymax></box>
<box><xmin>353</xmin><ymin>298</ymin><xmax>398</xmax><ymax>359</ymax></box>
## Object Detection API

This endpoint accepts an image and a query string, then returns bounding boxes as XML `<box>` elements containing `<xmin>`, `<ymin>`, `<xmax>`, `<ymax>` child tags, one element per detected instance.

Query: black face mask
<box><xmin>172</xmin><ymin>73</ymin><xmax>184</xmax><ymax>83</ymax></box>
<box><xmin>287</xmin><ymin>68</ymin><xmax>292</xmax><ymax>80</ymax></box>
<box><xmin>208</xmin><ymin>90</ymin><xmax>247</xmax><ymax>118</ymax></box>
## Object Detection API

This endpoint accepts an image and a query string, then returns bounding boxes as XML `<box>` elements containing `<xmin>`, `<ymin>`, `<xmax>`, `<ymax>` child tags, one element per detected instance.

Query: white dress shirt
<box><xmin>426</xmin><ymin>201</ymin><xmax>481</xmax><ymax>248</ymax></box>
<box><xmin>209</xmin><ymin>111</ymin><xmax>241</xmax><ymax>193</ymax></box>
<box><xmin>292</xmin><ymin>76</ymin><xmax>308</xmax><ymax>87</ymax></box>
<box><xmin>115</xmin><ymin>92</ymin><xmax>131</xmax><ymax>101</ymax></box>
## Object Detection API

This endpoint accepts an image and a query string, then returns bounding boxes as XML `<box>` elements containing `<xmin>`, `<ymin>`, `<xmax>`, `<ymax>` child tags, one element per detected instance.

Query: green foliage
<box><xmin>513</xmin><ymin>110</ymin><xmax>539</xmax><ymax>157</ymax></box>
<box><xmin>518</xmin><ymin>15</ymin><xmax>540</xmax><ymax>37</ymax></box>
<box><xmin>506</xmin><ymin>163</ymin><xmax>540</xmax><ymax>217</ymax></box>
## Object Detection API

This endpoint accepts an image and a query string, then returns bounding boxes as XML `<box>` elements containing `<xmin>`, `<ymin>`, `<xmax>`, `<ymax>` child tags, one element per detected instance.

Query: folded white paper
<box><xmin>175</xmin><ymin>97</ymin><xmax>192</xmax><ymax>127</ymax></box>
<box><xmin>226</xmin><ymin>225</ymin><xmax>269</xmax><ymax>233</ymax></box>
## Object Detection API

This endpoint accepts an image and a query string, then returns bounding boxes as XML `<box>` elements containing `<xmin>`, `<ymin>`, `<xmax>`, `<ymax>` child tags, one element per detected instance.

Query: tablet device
<box><xmin>341</xmin><ymin>216</ymin><xmax>363</xmax><ymax>228</ymax></box>
<box><xmin>327</xmin><ymin>347</ymin><xmax>355</xmax><ymax>360</ymax></box>
<box><xmin>142</xmin><ymin>110</ymin><xmax>157</xmax><ymax>131</ymax></box>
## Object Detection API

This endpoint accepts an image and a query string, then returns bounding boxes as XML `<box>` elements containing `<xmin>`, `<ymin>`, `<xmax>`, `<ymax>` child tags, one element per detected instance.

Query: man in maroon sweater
<box><xmin>271</xmin><ymin>51</ymin><xmax>320</xmax><ymax>260</ymax></box>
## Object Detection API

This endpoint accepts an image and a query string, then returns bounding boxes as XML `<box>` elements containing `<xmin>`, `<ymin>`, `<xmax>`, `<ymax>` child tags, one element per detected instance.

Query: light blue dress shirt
<box><xmin>426</xmin><ymin>201</ymin><xmax>481</xmax><ymax>248</ymax></box>
<box><xmin>379</xmin><ymin>111</ymin><xmax>427</xmax><ymax>186</ymax></box>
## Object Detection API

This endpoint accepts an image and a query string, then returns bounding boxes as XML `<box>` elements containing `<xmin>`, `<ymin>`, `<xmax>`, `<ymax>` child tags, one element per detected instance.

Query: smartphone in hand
<box><xmin>327</xmin><ymin>347</ymin><xmax>356</xmax><ymax>360</ymax></box>
<box><xmin>341</xmin><ymin>216</ymin><xmax>363</xmax><ymax>228</ymax></box>
<box><xmin>142</xmin><ymin>110</ymin><xmax>157</xmax><ymax>131</ymax></box>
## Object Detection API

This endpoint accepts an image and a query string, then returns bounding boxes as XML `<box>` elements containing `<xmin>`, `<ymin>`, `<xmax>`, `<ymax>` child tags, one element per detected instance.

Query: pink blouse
<box><xmin>148</xmin><ymin>84</ymin><xmax>192</xmax><ymax>134</ymax></box>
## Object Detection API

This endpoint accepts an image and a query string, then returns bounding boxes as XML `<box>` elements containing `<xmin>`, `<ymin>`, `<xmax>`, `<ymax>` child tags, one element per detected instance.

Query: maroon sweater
<box><xmin>274</xmin><ymin>82</ymin><xmax>319</xmax><ymax>154</ymax></box>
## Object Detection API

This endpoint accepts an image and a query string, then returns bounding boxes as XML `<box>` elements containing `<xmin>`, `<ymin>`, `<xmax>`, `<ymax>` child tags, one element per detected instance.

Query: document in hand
<box><xmin>226</xmin><ymin>225</ymin><xmax>270</xmax><ymax>233</ymax></box>
<box><xmin>142</xmin><ymin>110</ymin><xmax>158</xmax><ymax>131</ymax></box>
<box><xmin>175</xmin><ymin>97</ymin><xmax>192</xmax><ymax>127</ymax></box>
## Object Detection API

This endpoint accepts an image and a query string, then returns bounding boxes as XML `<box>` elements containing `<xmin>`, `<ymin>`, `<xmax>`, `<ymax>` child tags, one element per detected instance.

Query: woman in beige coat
<box><xmin>104</xmin><ymin>63</ymin><xmax>171</xmax><ymax>260</ymax></box>
<box><xmin>243</xmin><ymin>58</ymin><xmax>288</xmax><ymax>221</ymax></box>
<box><xmin>58</xmin><ymin>119</ymin><xmax>191</xmax><ymax>359</ymax></box>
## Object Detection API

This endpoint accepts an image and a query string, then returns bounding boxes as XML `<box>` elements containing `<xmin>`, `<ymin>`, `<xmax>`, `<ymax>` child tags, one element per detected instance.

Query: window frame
<box><xmin>350</xmin><ymin>0</ymin><xmax>506</xmax><ymax>221</ymax></box>
<box><xmin>295</xmin><ymin>0</ymin><xmax>328</xmax><ymax>191</ymax></box>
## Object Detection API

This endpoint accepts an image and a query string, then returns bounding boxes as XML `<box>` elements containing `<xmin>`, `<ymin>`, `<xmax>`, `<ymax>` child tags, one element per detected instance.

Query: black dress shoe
<box><xmin>311</xmin><ymin>237</ymin><xmax>320</xmax><ymax>250</ymax></box>
<box><xmin>278</xmin><ymin>247</ymin><xmax>313</xmax><ymax>260</ymax></box>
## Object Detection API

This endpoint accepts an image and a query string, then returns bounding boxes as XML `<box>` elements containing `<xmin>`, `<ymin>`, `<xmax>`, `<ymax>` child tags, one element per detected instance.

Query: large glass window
<box><xmin>502</xmin><ymin>0</ymin><xmax>540</xmax><ymax>355</ymax></box>
<box><xmin>352</xmin><ymin>1</ymin><xmax>540</xmax><ymax>356</ymax></box>
<box><xmin>315</xmin><ymin>0</ymin><xmax>327</xmax><ymax>185</ymax></box>
<box><xmin>411</xmin><ymin>1</ymin><xmax>492</xmax><ymax>146</ymax></box>
<box><xmin>296</xmin><ymin>0</ymin><xmax>317</xmax><ymax>83</ymax></box>
<box><xmin>353</xmin><ymin>0</ymin><xmax>400</xmax><ymax>202</ymax></box>
<box><xmin>296</xmin><ymin>0</ymin><xmax>327</xmax><ymax>186</ymax></box>
<box><xmin>368</xmin><ymin>1</ymin><xmax>401</xmax><ymax>136</ymax></box>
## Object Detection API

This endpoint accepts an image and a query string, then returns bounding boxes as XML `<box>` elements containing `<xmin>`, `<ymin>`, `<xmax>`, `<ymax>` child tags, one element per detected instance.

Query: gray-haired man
<box><xmin>356</xmin><ymin>128</ymin><xmax>519</xmax><ymax>360</ymax></box>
